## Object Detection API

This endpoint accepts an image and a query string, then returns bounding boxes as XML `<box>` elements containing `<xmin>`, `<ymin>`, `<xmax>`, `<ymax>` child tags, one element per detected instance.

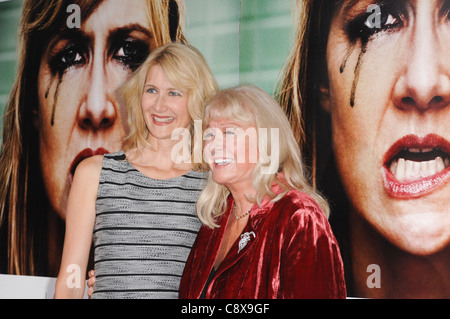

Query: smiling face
<box><xmin>324</xmin><ymin>0</ymin><xmax>450</xmax><ymax>254</ymax></box>
<box><xmin>141</xmin><ymin>64</ymin><xmax>191</xmax><ymax>143</ymax></box>
<box><xmin>37</xmin><ymin>0</ymin><xmax>155</xmax><ymax>219</ymax></box>
<box><xmin>203</xmin><ymin>118</ymin><xmax>258</xmax><ymax>193</ymax></box>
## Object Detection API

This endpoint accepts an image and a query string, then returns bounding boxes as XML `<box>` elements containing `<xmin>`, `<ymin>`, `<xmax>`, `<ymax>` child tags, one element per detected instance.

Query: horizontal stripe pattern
<box><xmin>91</xmin><ymin>152</ymin><xmax>206</xmax><ymax>299</ymax></box>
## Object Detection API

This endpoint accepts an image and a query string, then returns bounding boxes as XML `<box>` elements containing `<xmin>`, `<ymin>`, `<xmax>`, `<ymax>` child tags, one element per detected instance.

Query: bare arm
<box><xmin>54</xmin><ymin>155</ymin><xmax>103</xmax><ymax>299</ymax></box>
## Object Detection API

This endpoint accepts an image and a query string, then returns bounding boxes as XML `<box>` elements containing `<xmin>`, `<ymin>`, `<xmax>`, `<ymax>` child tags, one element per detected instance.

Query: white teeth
<box><xmin>153</xmin><ymin>116</ymin><xmax>174</xmax><ymax>123</ymax></box>
<box><xmin>426</xmin><ymin>160</ymin><xmax>437</xmax><ymax>177</ymax></box>
<box><xmin>436</xmin><ymin>156</ymin><xmax>445</xmax><ymax>172</ymax></box>
<box><xmin>390</xmin><ymin>156</ymin><xmax>449</xmax><ymax>182</ymax></box>
<box><xmin>394</xmin><ymin>158</ymin><xmax>405</xmax><ymax>181</ymax></box>
<box><xmin>215</xmin><ymin>158</ymin><xmax>233</xmax><ymax>165</ymax></box>
<box><xmin>404</xmin><ymin>160</ymin><xmax>414</xmax><ymax>181</ymax></box>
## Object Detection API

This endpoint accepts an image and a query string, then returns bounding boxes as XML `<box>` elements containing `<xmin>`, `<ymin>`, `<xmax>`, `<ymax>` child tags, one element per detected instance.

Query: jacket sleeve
<box><xmin>280</xmin><ymin>203</ymin><xmax>347</xmax><ymax>298</ymax></box>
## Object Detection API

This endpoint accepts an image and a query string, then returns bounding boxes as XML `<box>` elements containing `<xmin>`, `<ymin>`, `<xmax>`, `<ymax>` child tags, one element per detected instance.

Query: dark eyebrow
<box><xmin>47</xmin><ymin>28</ymin><xmax>91</xmax><ymax>52</ymax></box>
<box><xmin>341</xmin><ymin>0</ymin><xmax>361</xmax><ymax>15</ymax></box>
<box><xmin>341</xmin><ymin>0</ymin><xmax>398</xmax><ymax>16</ymax></box>
<box><xmin>107</xmin><ymin>23</ymin><xmax>153</xmax><ymax>41</ymax></box>
<box><xmin>48</xmin><ymin>23</ymin><xmax>152</xmax><ymax>53</ymax></box>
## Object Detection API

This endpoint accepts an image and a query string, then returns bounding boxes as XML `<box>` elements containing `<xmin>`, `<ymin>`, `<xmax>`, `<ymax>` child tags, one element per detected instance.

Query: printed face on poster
<box><xmin>0</xmin><ymin>0</ymin><xmax>448</xmax><ymax>299</ymax></box>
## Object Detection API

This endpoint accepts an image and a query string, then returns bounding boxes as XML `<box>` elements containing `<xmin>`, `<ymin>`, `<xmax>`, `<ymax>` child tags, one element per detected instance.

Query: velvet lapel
<box><xmin>207</xmin><ymin>196</ymin><xmax>273</xmax><ymax>292</ymax></box>
<box><xmin>192</xmin><ymin>198</ymin><xmax>233</xmax><ymax>298</ymax></box>
<box><xmin>198</xmin><ymin>188</ymin><xmax>278</xmax><ymax>298</ymax></box>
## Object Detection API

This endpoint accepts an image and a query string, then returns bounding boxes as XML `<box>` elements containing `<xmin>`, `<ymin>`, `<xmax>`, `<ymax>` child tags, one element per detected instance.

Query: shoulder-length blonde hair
<box><xmin>121</xmin><ymin>42</ymin><xmax>219</xmax><ymax>170</ymax></box>
<box><xmin>197</xmin><ymin>85</ymin><xmax>330</xmax><ymax>228</ymax></box>
<box><xmin>0</xmin><ymin>0</ymin><xmax>187</xmax><ymax>275</ymax></box>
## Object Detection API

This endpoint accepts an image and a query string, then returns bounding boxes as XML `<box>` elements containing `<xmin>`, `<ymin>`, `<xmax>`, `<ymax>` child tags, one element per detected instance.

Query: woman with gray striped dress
<box><xmin>54</xmin><ymin>43</ymin><xmax>218</xmax><ymax>299</ymax></box>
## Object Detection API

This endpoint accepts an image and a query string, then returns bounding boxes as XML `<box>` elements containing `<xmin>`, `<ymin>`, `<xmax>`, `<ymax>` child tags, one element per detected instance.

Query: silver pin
<box><xmin>238</xmin><ymin>231</ymin><xmax>256</xmax><ymax>253</ymax></box>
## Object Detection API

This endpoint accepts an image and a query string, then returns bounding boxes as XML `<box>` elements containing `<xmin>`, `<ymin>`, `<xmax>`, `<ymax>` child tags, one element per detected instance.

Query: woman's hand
<box><xmin>87</xmin><ymin>270</ymin><xmax>96</xmax><ymax>298</ymax></box>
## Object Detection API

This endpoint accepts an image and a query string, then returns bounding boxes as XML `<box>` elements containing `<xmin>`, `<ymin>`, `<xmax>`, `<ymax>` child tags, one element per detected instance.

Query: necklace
<box><xmin>233</xmin><ymin>203</ymin><xmax>251</xmax><ymax>220</ymax></box>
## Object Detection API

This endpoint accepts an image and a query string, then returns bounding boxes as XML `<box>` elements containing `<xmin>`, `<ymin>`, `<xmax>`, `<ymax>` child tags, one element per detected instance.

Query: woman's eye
<box><xmin>365</xmin><ymin>12</ymin><xmax>399</xmax><ymax>29</ymax></box>
<box><xmin>443</xmin><ymin>2</ymin><xmax>450</xmax><ymax>21</ymax></box>
<box><xmin>113</xmin><ymin>39</ymin><xmax>149</xmax><ymax>71</ymax></box>
<box><xmin>224</xmin><ymin>130</ymin><xmax>236</xmax><ymax>135</ymax></box>
<box><xmin>50</xmin><ymin>44</ymin><xmax>86</xmax><ymax>74</ymax></box>
<box><xmin>169</xmin><ymin>91</ymin><xmax>181</xmax><ymax>96</ymax></box>
<box><xmin>346</xmin><ymin>4</ymin><xmax>405</xmax><ymax>43</ymax></box>
<box><xmin>203</xmin><ymin>132</ymin><xmax>215</xmax><ymax>139</ymax></box>
<box><xmin>61</xmin><ymin>49</ymin><xmax>84</xmax><ymax>65</ymax></box>
<box><xmin>146</xmin><ymin>88</ymin><xmax>157</xmax><ymax>94</ymax></box>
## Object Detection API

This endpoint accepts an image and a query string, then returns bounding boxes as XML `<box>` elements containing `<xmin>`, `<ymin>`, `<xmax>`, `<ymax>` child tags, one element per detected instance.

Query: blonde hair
<box><xmin>196</xmin><ymin>85</ymin><xmax>330</xmax><ymax>228</ymax></box>
<box><xmin>146</xmin><ymin>0</ymin><xmax>187</xmax><ymax>46</ymax></box>
<box><xmin>121</xmin><ymin>42</ymin><xmax>219</xmax><ymax>170</ymax></box>
<box><xmin>0</xmin><ymin>0</ymin><xmax>187</xmax><ymax>275</ymax></box>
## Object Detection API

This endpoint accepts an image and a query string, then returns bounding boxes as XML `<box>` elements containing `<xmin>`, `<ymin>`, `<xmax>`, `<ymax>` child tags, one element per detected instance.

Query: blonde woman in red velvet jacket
<box><xmin>179</xmin><ymin>85</ymin><xmax>346</xmax><ymax>299</ymax></box>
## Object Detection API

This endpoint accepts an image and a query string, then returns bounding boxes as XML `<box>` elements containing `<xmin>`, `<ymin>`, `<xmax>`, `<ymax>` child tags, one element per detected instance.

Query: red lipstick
<box><xmin>382</xmin><ymin>134</ymin><xmax>450</xmax><ymax>199</ymax></box>
<box><xmin>152</xmin><ymin>114</ymin><xmax>174</xmax><ymax>126</ymax></box>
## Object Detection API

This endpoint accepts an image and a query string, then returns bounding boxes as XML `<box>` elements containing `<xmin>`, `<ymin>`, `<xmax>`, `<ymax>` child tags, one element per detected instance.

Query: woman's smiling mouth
<box><xmin>382</xmin><ymin>134</ymin><xmax>450</xmax><ymax>198</ymax></box>
<box><xmin>214</xmin><ymin>158</ymin><xmax>233</xmax><ymax>167</ymax></box>
<box><xmin>152</xmin><ymin>115</ymin><xmax>174</xmax><ymax>124</ymax></box>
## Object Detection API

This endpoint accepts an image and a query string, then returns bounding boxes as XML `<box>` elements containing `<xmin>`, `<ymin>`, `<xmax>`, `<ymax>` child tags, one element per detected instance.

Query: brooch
<box><xmin>238</xmin><ymin>231</ymin><xmax>256</xmax><ymax>253</ymax></box>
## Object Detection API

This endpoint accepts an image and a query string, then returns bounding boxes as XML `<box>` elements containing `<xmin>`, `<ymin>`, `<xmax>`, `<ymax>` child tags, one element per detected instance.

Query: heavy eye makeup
<box><xmin>343</xmin><ymin>0</ymin><xmax>408</xmax><ymax>44</ymax></box>
<box><xmin>44</xmin><ymin>26</ymin><xmax>151</xmax><ymax>126</ymax></box>
<box><xmin>47</xmin><ymin>28</ymin><xmax>151</xmax><ymax>76</ymax></box>
<box><xmin>108</xmin><ymin>28</ymin><xmax>151</xmax><ymax>71</ymax></box>
<box><xmin>339</xmin><ymin>0</ymin><xmax>450</xmax><ymax>108</ymax></box>
<box><xmin>441</xmin><ymin>0</ymin><xmax>450</xmax><ymax>23</ymax></box>
<box><xmin>45</xmin><ymin>34</ymin><xmax>89</xmax><ymax>126</ymax></box>
<box><xmin>338</xmin><ymin>0</ymin><xmax>408</xmax><ymax>107</ymax></box>
<box><xmin>47</xmin><ymin>34</ymin><xmax>88</xmax><ymax>76</ymax></box>
<box><xmin>342</xmin><ymin>0</ymin><xmax>450</xmax><ymax>43</ymax></box>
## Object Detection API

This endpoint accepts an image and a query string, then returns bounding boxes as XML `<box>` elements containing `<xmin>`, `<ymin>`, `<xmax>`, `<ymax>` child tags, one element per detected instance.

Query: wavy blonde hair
<box><xmin>120</xmin><ymin>42</ymin><xmax>219</xmax><ymax>171</ymax></box>
<box><xmin>197</xmin><ymin>85</ymin><xmax>330</xmax><ymax>228</ymax></box>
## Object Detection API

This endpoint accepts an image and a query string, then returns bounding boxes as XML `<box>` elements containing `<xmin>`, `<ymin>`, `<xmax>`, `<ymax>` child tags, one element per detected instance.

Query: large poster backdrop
<box><xmin>0</xmin><ymin>0</ymin><xmax>449</xmax><ymax>299</ymax></box>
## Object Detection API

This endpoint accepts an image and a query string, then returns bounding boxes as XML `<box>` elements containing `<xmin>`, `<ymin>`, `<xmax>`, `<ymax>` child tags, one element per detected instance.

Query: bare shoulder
<box><xmin>73</xmin><ymin>155</ymin><xmax>104</xmax><ymax>185</ymax></box>
<box><xmin>77</xmin><ymin>154</ymin><xmax>103</xmax><ymax>172</ymax></box>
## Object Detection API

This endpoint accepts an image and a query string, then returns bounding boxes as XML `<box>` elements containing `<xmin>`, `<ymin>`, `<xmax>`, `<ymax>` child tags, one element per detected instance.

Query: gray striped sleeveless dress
<box><xmin>90</xmin><ymin>151</ymin><xmax>207</xmax><ymax>299</ymax></box>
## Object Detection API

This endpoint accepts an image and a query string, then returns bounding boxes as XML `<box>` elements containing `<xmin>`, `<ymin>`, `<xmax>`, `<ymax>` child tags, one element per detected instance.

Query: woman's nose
<box><xmin>78</xmin><ymin>54</ymin><xmax>116</xmax><ymax>130</ymax></box>
<box><xmin>153</xmin><ymin>94</ymin><xmax>169</xmax><ymax>113</ymax></box>
<box><xmin>393</xmin><ymin>7</ymin><xmax>450</xmax><ymax>112</ymax></box>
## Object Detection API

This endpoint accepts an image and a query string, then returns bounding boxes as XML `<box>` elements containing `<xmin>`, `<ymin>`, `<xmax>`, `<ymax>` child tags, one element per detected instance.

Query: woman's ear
<box><xmin>319</xmin><ymin>85</ymin><xmax>331</xmax><ymax>113</ymax></box>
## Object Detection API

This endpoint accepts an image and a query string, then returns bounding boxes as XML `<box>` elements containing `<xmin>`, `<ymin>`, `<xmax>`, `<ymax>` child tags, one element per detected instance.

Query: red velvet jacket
<box><xmin>179</xmin><ymin>187</ymin><xmax>346</xmax><ymax>299</ymax></box>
